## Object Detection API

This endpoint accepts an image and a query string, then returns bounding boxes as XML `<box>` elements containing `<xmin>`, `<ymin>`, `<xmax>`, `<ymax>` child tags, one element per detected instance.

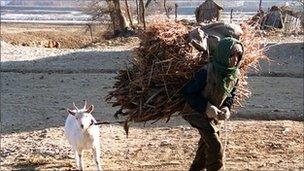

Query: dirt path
<box><xmin>1</xmin><ymin>30</ymin><xmax>303</xmax><ymax>170</ymax></box>
<box><xmin>1</xmin><ymin>121</ymin><xmax>303</xmax><ymax>170</ymax></box>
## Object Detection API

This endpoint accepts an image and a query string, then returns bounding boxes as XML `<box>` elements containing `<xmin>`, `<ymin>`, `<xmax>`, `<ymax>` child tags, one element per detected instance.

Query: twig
<box><xmin>147</xmin><ymin>63</ymin><xmax>154</xmax><ymax>87</ymax></box>
<box><xmin>126</xmin><ymin>66</ymin><xmax>132</xmax><ymax>82</ymax></box>
<box><xmin>145</xmin><ymin>90</ymin><xmax>162</xmax><ymax>104</ymax></box>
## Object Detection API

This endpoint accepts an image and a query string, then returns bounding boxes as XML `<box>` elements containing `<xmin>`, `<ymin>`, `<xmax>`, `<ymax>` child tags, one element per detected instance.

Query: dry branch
<box><xmin>106</xmin><ymin>20</ymin><xmax>267</xmax><ymax>134</ymax></box>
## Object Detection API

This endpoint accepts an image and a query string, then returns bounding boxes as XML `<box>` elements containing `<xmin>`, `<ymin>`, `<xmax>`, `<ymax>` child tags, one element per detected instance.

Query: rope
<box><xmin>222</xmin><ymin>119</ymin><xmax>229</xmax><ymax>171</ymax></box>
<box><xmin>94</xmin><ymin>120</ymin><xmax>125</xmax><ymax>125</ymax></box>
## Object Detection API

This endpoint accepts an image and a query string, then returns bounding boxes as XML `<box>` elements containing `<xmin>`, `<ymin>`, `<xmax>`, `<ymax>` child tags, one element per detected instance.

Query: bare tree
<box><xmin>145</xmin><ymin>0</ymin><xmax>173</xmax><ymax>20</ymax></box>
<box><xmin>136</xmin><ymin>0</ymin><xmax>140</xmax><ymax>23</ymax></box>
<box><xmin>106</xmin><ymin>0</ymin><xmax>130</xmax><ymax>35</ymax></box>
<box><xmin>85</xmin><ymin>0</ymin><xmax>136</xmax><ymax>36</ymax></box>
<box><xmin>124</xmin><ymin>0</ymin><xmax>133</xmax><ymax>27</ymax></box>
<box><xmin>139</xmin><ymin>0</ymin><xmax>146</xmax><ymax>29</ymax></box>
<box><xmin>85</xmin><ymin>23</ymin><xmax>94</xmax><ymax>43</ymax></box>
<box><xmin>163</xmin><ymin>0</ymin><xmax>170</xmax><ymax>18</ymax></box>
<box><xmin>84</xmin><ymin>0</ymin><xmax>109</xmax><ymax>22</ymax></box>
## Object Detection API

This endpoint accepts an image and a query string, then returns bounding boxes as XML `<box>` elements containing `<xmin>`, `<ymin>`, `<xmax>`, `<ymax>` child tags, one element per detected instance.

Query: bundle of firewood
<box><xmin>106</xmin><ymin>20</ymin><xmax>266</xmax><ymax>132</ymax></box>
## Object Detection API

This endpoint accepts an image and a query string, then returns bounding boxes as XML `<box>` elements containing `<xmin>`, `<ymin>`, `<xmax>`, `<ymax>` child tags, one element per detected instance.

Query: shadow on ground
<box><xmin>1</xmin><ymin>43</ymin><xmax>303</xmax><ymax>134</ymax></box>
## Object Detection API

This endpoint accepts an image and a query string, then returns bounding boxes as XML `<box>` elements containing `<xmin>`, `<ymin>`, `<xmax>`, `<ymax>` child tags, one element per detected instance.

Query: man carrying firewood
<box><xmin>182</xmin><ymin>37</ymin><xmax>244</xmax><ymax>171</ymax></box>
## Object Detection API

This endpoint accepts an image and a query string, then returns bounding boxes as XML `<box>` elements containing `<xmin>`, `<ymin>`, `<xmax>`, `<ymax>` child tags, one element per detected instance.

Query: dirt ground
<box><xmin>1</xmin><ymin>23</ymin><xmax>303</xmax><ymax>170</ymax></box>
<box><xmin>0</xmin><ymin>23</ymin><xmax>140</xmax><ymax>49</ymax></box>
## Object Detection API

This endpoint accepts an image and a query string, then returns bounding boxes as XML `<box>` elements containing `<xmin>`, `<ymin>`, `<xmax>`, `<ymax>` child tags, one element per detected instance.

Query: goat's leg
<box><xmin>77</xmin><ymin>150</ymin><xmax>84</xmax><ymax>171</ymax></box>
<box><xmin>74</xmin><ymin>150</ymin><xmax>80</xmax><ymax>169</ymax></box>
<box><xmin>92</xmin><ymin>146</ymin><xmax>102</xmax><ymax>171</ymax></box>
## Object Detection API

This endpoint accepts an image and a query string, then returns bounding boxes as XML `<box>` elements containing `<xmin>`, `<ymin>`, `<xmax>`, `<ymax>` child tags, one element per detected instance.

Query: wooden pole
<box><xmin>230</xmin><ymin>9</ymin><xmax>233</xmax><ymax>23</ymax></box>
<box><xmin>139</xmin><ymin>0</ymin><xmax>146</xmax><ymax>29</ymax></box>
<box><xmin>89</xmin><ymin>24</ymin><xmax>93</xmax><ymax>43</ymax></box>
<box><xmin>124</xmin><ymin>0</ymin><xmax>133</xmax><ymax>27</ymax></box>
<box><xmin>86</xmin><ymin>23</ymin><xmax>94</xmax><ymax>43</ymax></box>
<box><xmin>136</xmin><ymin>0</ymin><xmax>140</xmax><ymax>23</ymax></box>
<box><xmin>164</xmin><ymin>0</ymin><xmax>170</xmax><ymax>19</ymax></box>
<box><xmin>175</xmin><ymin>3</ymin><xmax>178</xmax><ymax>21</ymax></box>
<box><xmin>259</xmin><ymin>0</ymin><xmax>262</xmax><ymax>11</ymax></box>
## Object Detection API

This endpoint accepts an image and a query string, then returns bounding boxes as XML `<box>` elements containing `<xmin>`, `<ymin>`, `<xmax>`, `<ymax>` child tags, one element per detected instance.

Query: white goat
<box><xmin>64</xmin><ymin>101</ymin><xmax>101</xmax><ymax>171</ymax></box>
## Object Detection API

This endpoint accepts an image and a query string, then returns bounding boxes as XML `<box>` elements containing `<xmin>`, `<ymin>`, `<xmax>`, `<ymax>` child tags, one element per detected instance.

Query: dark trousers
<box><xmin>183</xmin><ymin>112</ymin><xmax>223</xmax><ymax>171</ymax></box>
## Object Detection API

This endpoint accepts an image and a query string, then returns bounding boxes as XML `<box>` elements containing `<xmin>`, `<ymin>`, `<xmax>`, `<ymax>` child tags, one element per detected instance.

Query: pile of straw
<box><xmin>106</xmin><ymin>20</ymin><xmax>266</xmax><ymax>132</ymax></box>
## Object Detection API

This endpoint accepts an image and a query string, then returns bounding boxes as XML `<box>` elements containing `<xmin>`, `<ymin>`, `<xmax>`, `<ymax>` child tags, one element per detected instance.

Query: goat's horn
<box><xmin>83</xmin><ymin>100</ymin><xmax>87</xmax><ymax>109</ymax></box>
<box><xmin>73</xmin><ymin>102</ymin><xmax>79</xmax><ymax>110</ymax></box>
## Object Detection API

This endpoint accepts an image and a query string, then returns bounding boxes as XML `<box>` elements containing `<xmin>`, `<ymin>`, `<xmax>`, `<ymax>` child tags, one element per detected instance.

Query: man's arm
<box><xmin>221</xmin><ymin>86</ymin><xmax>237</xmax><ymax>110</ymax></box>
<box><xmin>219</xmin><ymin>81</ymin><xmax>239</xmax><ymax>120</ymax></box>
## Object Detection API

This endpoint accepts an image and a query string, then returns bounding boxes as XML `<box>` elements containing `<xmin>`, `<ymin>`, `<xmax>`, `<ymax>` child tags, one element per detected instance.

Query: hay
<box><xmin>106</xmin><ymin>20</ymin><xmax>267</xmax><ymax>134</ymax></box>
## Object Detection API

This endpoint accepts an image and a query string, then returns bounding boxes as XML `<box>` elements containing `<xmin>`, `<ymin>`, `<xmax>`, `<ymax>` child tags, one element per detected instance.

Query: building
<box><xmin>195</xmin><ymin>0</ymin><xmax>224</xmax><ymax>23</ymax></box>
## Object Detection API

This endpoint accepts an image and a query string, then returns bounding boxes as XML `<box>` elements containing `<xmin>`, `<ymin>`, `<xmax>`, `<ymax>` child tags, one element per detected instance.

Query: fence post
<box><xmin>230</xmin><ymin>9</ymin><xmax>233</xmax><ymax>23</ymax></box>
<box><xmin>175</xmin><ymin>3</ymin><xmax>178</xmax><ymax>21</ymax></box>
<box><xmin>259</xmin><ymin>0</ymin><xmax>263</xmax><ymax>11</ymax></box>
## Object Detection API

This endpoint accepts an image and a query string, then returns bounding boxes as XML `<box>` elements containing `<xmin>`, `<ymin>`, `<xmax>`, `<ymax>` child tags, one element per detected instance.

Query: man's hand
<box><xmin>205</xmin><ymin>102</ymin><xmax>223</xmax><ymax>119</ymax></box>
<box><xmin>218</xmin><ymin>106</ymin><xmax>231</xmax><ymax>120</ymax></box>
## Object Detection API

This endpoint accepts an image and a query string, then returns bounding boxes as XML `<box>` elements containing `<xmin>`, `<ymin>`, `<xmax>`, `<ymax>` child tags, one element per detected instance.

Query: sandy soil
<box><xmin>0</xmin><ymin>23</ymin><xmax>140</xmax><ymax>49</ymax></box>
<box><xmin>1</xmin><ymin>121</ymin><xmax>303</xmax><ymax>170</ymax></box>
<box><xmin>1</xmin><ymin>24</ymin><xmax>303</xmax><ymax>170</ymax></box>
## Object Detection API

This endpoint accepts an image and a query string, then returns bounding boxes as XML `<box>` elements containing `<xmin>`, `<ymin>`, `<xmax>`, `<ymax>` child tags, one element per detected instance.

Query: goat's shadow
<box><xmin>12</xmin><ymin>155</ymin><xmax>74</xmax><ymax>171</ymax></box>
<box><xmin>1</xmin><ymin>43</ymin><xmax>303</xmax><ymax>135</ymax></box>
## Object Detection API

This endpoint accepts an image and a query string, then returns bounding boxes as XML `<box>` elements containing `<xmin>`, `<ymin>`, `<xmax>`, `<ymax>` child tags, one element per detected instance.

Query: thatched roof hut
<box><xmin>195</xmin><ymin>0</ymin><xmax>223</xmax><ymax>23</ymax></box>
<box><xmin>281</xmin><ymin>3</ymin><xmax>304</xmax><ymax>31</ymax></box>
<box><xmin>248</xmin><ymin>4</ymin><xmax>303</xmax><ymax>31</ymax></box>
<box><xmin>261</xmin><ymin>6</ymin><xmax>284</xmax><ymax>29</ymax></box>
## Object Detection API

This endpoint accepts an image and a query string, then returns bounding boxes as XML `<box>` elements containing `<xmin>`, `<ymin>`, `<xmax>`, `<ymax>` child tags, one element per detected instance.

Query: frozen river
<box><xmin>0</xmin><ymin>0</ymin><xmax>300</xmax><ymax>24</ymax></box>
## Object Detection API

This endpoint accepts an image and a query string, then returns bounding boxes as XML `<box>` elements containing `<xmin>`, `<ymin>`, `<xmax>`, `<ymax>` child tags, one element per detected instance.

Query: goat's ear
<box><xmin>67</xmin><ymin>108</ymin><xmax>76</xmax><ymax>115</ymax></box>
<box><xmin>86</xmin><ymin>105</ymin><xmax>94</xmax><ymax>114</ymax></box>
